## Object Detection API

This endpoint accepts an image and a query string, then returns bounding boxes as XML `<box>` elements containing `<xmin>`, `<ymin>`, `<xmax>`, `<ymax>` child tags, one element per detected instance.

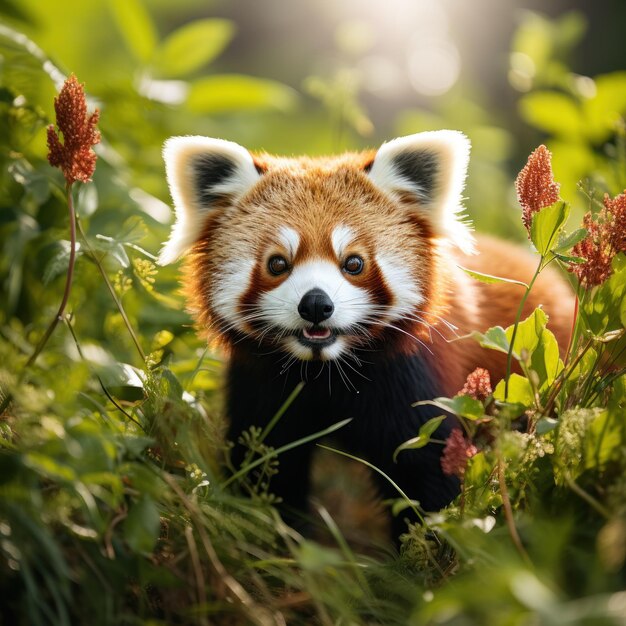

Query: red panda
<box><xmin>159</xmin><ymin>131</ymin><xmax>573</xmax><ymax>536</ymax></box>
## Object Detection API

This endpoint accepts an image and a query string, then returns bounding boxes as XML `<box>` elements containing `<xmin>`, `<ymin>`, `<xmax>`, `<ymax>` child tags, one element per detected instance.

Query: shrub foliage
<box><xmin>1</xmin><ymin>6</ymin><xmax>625</xmax><ymax>626</ymax></box>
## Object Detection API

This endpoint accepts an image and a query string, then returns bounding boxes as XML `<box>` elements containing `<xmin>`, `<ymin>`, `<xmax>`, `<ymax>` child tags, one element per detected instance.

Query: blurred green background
<box><xmin>1</xmin><ymin>2</ymin><xmax>626</xmax><ymax>624</ymax></box>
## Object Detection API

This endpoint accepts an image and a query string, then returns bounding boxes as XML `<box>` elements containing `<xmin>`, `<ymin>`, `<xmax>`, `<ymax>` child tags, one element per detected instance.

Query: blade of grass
<box><xmin>316</xmin><ymin>444</ymin><xmax>425</xmax><ymax>524</ymax></box>
<box><xmin>222</xmin><ymin>418</ymin><xmax>352</xmax><ymax>489</ymax></box>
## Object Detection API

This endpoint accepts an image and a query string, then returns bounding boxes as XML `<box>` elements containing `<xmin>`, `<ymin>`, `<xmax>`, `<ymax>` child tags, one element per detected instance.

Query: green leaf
<box><xmin>554</xmin><ymin>252</ymin><xmax>586</xmax><ymax>264</ymax></box>
<box><xmin>502</xmin><ymin>308</ymin><xmax>562</xmax><ymax>388</ymax></box>
<box><xmin>581</xmin><ymin>410</ymin><xmax>621</xmax><ymax>470</ymax></box>
<box><xmin>23</xmin><ymin>453</ymin><xmax>77</xmax><ymax>482</ymax></box>
<box><xmin>76</xmin><ymin>184</ymin><xmax>99</xmax><ymax>218</ymax></box>
<box><xmin>117</xmin><ymin>216</ymin><xmax>148</xmax><ymax>244</ymax></box>
<box><xmin>153</xmin><ymin>19</ymin><xmax>235</xmax><ymax>77</ymax></box>
<box><xmin>95</xmin><ymin>362</ymin><xmax>145</xmax><ymax>402</ymax></box>
<box><xmin>494</xmin><ymin>401</ymin><xmax>527</xmax><ymax>420</ymax></box>
<box><xmin>472</xmin><ymin>326</ymin><xmax>510</xmax><ymax>354</ymax></box>
<box><xmin>109</xmin><ymin>0</ymin><xmax>158</xmax><ymax>63</ymax></box>
<box><xmin>43</xmin><ymin>241</ymin><xmax>82</xmax><ymax>285</ymax></box>
<box><xmin>583</xmin><ymin>254</ymin><xmax>626</xmax><ymax>336</ymax></box>
<box><xmin>391</xmin><ymin>498</ymin><xmax>422</xmax><ymax>517</ymax></box>
<box><xmin>458</xmin><ymin>265</ymin><xmax>528</xmax><ymax>288</ymax></box>
<box><xmin>158</xmin><ymin>367</ymin><xmax>184</xmax><ymax>401</ymax></box>
<box><xmin>519</xmin><ymin>91</ymin><xmax>583</xmax><ymax>137</ymax></box>
<box><xmin>583</xmin><ymin>71</ymin><xmax>626</xmax><ymax>142</ymax></box>
<box><xmin>123</xmin><ymin>495</ymin><xmax>161</xmax><ymax>554</ymax></box>
<box><xmin>413</xmin><ymin>396</ymin><xmax>485</xmax><ymax>420</ymax></box>
<box><xmin>554</xmin><ymin>228</ymin><xmax>588</xmax><ymax>253</ymax></box>
<box><xmin>187</xmin><ymin>74</ymin><xmax>298</xmax><ymax>114</ymax></box>
<box><xmin>531</xmin><ymin>328</ymin><xmax>563</xmax><ymax>390</ymax></box>
<box><xmin>493</xmin><ymin>374</ymin><xmax>534</xmax><ymax>406</ymax></box>
<box><xmin>536</xmin><ymin>417</ymin><xmax>558</xmax><ymax>435</ymax></box>
<box><xmin>94</xmin><ymin>235</ymin><xmax>130</xmax><ymax>268</ymax></box>
<box><xmin>506</xmin><ymin>308</ymin><xmax>547</xmax><ymax>361</ymax></box>
<box><xmin>530</xmin><ymin>201</ymin><xmax>570</xmax><ymax>257</ymax></box>
<box><xmin>393</xmin><ymin>416</ymin><xmax>446</xmax><ymax>461</ymax></box>
<box><xmin>297</xmin><ymin>540</ymin><xmax>343</xmax><ymax>572</ymax></box>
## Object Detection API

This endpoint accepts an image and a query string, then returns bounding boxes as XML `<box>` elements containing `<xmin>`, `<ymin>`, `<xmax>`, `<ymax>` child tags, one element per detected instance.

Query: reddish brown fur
<box><xmin>431</xmin><ymin>235</ymin><xmax>574</xmax><ymax>395</ymax></box>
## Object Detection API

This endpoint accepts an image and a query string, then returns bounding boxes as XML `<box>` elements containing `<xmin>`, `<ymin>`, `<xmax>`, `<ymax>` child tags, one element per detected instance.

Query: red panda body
<box><xmin>160</xmin><ymin>132</ymin><xmax>573</xmax><ymax>536</ymax></box>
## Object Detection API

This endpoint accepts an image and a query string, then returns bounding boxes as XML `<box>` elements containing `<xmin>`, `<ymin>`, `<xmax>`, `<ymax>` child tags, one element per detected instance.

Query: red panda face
<box><xmin>160</xmin><ymin>132</ymin><xmax>474</xmax><ymax>361</ymax></box>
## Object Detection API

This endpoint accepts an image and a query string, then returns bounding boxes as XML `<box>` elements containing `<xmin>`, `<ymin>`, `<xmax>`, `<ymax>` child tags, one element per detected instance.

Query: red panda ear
<box><xmin>368</xmin><ymin>130</ymin><xmax>475</xmax><ymax>254</ymax></box>
<box><xmin>159</xmin><ymin>136</ymin><xmax>261</xmax><ymax>264</ymax></box>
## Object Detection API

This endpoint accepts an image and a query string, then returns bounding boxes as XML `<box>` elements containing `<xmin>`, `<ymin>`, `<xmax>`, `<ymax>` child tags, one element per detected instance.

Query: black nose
<box><xmin>298</xmin><ymin>288</ymin><xmax>334</xmax><ymax>324</ymax></box>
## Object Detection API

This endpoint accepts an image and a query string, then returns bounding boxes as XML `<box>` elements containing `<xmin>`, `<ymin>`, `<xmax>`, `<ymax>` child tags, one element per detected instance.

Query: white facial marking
<box><xmin>331</xmin><ymin>225</ymin><xmax>355</xmax><ymax>258</ymax></box>
<box><xmin>321</xmin><ymin>337</ymin><xmax>347</xmax><ymax>361</ymax></box>
<box><xmin>211</xmin><ymin>258</ymin><xmax>255</xmax><ymax>331</ymax></box>
<box><xmin>283</xmin><ymin>333</ymin><xmax>348</xmax><ymax>362</ymax></box>
<box><xmin>283</xmin><ymin>336</ymin><xmax>314</xmax><ymax>361</ymax></box>
<box><xmin>278</xmin><ymin>226</ymin><xmax>300</xmax><ymax>258</ymax></box>
<box><xmin>259</xmin><ymin>259</ymin><xmax>370</xmax><ymax>331</ymax></box>
<box><xmin>375</xmin><ymin>253</ymin><xmax>423</xmax><ymax>320</ymax></box>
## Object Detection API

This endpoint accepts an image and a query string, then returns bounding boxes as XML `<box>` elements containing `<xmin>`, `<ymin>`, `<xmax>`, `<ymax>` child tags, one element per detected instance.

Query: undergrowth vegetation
<box><xmin>1</xmin><ymin>4</ymin><xmax>625</xmax><ymax>625</ymax></box>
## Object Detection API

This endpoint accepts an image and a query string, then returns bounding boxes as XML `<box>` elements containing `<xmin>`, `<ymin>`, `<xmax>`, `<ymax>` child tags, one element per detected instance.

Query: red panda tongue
<box><xmin>303</xmin><ymin>327</ymin><xmax>332</xmax><ymax>340</ymax></box>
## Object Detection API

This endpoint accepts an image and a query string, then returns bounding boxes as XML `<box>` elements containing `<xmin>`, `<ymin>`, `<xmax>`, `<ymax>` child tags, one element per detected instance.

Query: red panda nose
<box><xmin>298</xmin><ymin>288</ymin><xmax>334</xmax><ymax>324</ymax></box>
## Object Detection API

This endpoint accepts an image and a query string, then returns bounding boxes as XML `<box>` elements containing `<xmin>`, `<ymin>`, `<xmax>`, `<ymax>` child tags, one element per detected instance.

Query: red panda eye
<box><xmin>268</xmin><ymin>255</ymin><xmax>289</xmax><ymax>276</ymax></box>
<box><xmin>343</xmin><ymin>255</ymin><xmax>364</xmax><ymax>275</ymax></box>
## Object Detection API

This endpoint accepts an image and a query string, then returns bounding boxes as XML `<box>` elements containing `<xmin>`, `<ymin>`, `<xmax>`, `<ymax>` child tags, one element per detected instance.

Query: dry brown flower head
<box><xmin>570</xmin><ymin>191</ymin><xmax>626</xmax><ymax>287</ymax></box>
<box><xmin>441</xmin><ymin>428</ymin><xmax>478</xmax><ymax>478</ymax></box>
<box><xmin>47</xmin><ymin>74</ymin><xmax>100</xmax><ymax>185</ymax></box>
<box><xmin>459</xmin><ymin>367</ymin><xmax>492</xmax><ymax>401</ymax></box>
<box><xmin>516</xmin><ymin>145</ymin><xmax>561</xmax><ymax>233</ymax></box>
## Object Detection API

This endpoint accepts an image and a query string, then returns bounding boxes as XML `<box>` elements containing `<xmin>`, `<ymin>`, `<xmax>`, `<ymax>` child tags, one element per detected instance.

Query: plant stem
<box><xmin>64</xmin><ymin>317</ymin><xmax>144</xmax><ymax>429</ymax></box>
<box><xmin>76</xmin><ymin>217</ymin><xmax>146</xmax><ymax>362</ymax></box>
<box><xmin>563</xmin><ymin>289</ymin><xmax>581</xmax><ymax>366</ymax></box>
<box><xmin>496</xmin><ymin>453</ymin><xmax>531</xmax><ymax>564</ymax></box>
<box><xmin>564</xmin><ymin>474</ymin><xmax>611</xmax><ymax>519</ymax></box>
<box><xmin>0</xmin><ymin>182</ymin><xmax>78</xmax><ymax>416</ymax></box>
<box><xmin>504</xmin><ymin>260</ymin><xmax>543</xmax><ymax>400</ymax></box>
<box><xmin>25</xmin><ymin>182</ymin><xmax>76</xmax><ymax>368</ymax></box>
<box><xmin>542</xmin><ymin>339</ymin><xmax>593</xmax><ymax>417</ymax></box>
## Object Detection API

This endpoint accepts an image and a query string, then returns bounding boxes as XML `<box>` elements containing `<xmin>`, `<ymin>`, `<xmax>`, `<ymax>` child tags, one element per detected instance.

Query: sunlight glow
<box><xmin>408</xmin><ymin>39</ymin><xmax>460</xmax><ymax>96</ymax></box>
<box><xmin>328</xmin><ymin>0</ymin><xmax>461</xmax><ymax>97</ymax></box>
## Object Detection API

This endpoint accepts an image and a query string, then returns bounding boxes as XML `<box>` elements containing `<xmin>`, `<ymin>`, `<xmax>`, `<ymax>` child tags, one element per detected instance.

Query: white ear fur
<box><xmin>159</xmin><ymin>136</ymin><xmax>260</xmax><ymax>265</ymax></box>
<box><xmin>368</xmin><ymin>130</ymin><xmax>475</xmax><ymax>254</ymax></box>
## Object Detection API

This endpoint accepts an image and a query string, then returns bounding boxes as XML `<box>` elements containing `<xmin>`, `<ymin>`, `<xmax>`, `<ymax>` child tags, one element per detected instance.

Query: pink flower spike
<box><xmin>47</xmin><ymin>74</ymin><xmax>100</xmax><ymax>185</ymax></box>
<box><xmin>441</xmin><ymin>428</ymin><xmax>478</xmax><ymax>478</ymax></box>
<box><xmin>515</xmin><ymin>145</ymin><xmax>561</xmax><ymax>235</ymax></box>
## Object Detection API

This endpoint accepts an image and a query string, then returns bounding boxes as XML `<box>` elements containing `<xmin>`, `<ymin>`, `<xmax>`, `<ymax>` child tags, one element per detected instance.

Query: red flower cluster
<box><xmin>47</xmin><ymin>74</ymin><xmax>100</xmax><ymax>185</ymax></box>
<box><xmin>459</xmin><ymin>367</ymin><xmax>492</xmax><ymax>401</ymax></box>
<box><xmin>570</xmin><ymin>192</ymin><xmax>626</xmax><ymax>287</ymax></box>
<box><xmin>441</xmin><ymin>428</ymin><xmax>478</xmax><ymax>478</ymax></box>
<box><xmin>515</xmin><ymin>145</ymin><xmax>561</xmax><ymax>234</ymax></box>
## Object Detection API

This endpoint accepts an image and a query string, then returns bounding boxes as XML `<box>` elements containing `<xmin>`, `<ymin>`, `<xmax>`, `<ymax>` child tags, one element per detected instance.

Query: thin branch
<box><xmin>564</xmin><ymin>474</ymin><xmax>611</xmax><ymax>519</ymax></box>
<box><xmin>504</xmin><ymin>260</ymin><xmax>543</xmax><ymax>400</ymax></box>
<box><xmin>25</xmin><ymin>182</ymin><xmax>76</xmax><ymax>368</ymax></box>
<box><xmin>496</xmin><ymin>453</ymin><xmax>531</xmax><ymax>565</ymax></box>
<box><xmin>184</xmin><ymin>525</ymin><xmax>210</xmax><ymax>626</ymax></box>
<box><xmin>76</xmin><ymin>217</ymin><xmax>146</xmax><ymax>362</ymax></box>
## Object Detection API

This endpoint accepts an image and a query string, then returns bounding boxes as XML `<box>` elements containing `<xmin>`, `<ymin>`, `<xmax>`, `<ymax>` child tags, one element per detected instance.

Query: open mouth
<box><xmin>298</xmin><ymin>326</ymin><xmax>336</xmax><ymax>347</ymax></box>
